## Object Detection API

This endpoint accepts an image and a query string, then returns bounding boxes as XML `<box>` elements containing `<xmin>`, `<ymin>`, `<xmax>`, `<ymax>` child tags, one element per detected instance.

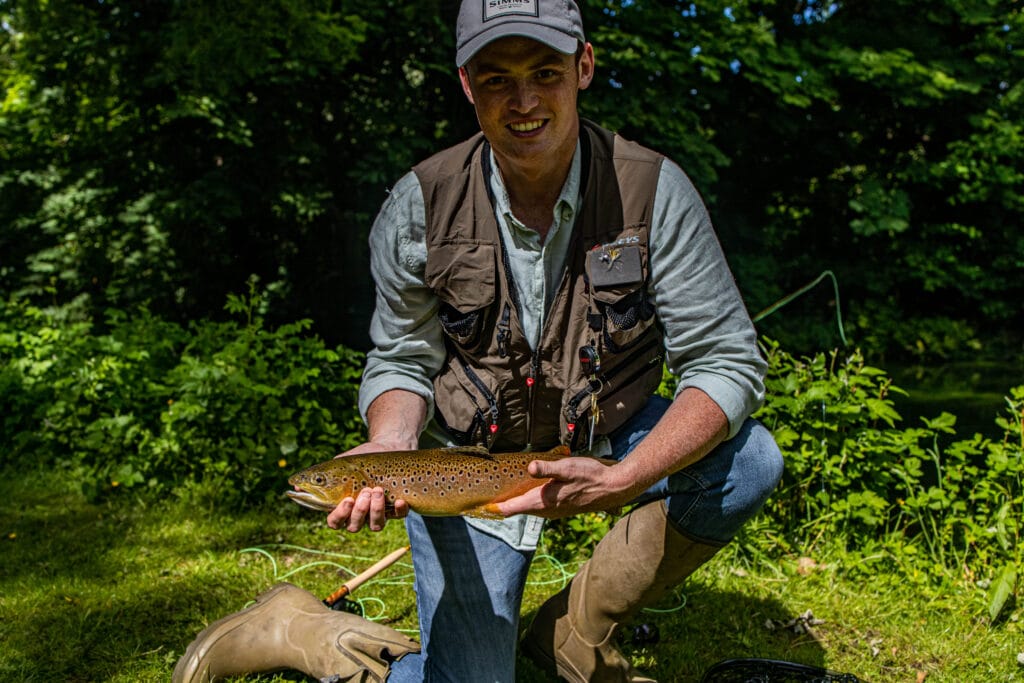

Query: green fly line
<box><xmin>239</xmin><ymin>543</ymin><xmax>418</xmax><ymax>632</ymax></box>
<box><xmin>239</xmin><ymin>544</ymin><xmax>688</xmax><ymax>622</ymax></box>
<box><xmin>752</xmin><ymin>270</ymin><xmax>848</xmax><ymax>347</ymax></box>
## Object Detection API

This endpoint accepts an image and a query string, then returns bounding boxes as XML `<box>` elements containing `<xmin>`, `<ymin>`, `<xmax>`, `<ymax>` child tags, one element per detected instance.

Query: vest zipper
<box><xmin>523</xmin><ymin>351</ymin><xmax>541</xmax><ymax>451</ymax></box>
<box><xmin>458</xmin><ymin>357</ymin><xmax>501</xmax><ymax>446</ymax></box>
<box><xmin>496</xmin><ymin>303</ymin><xmax>512</xmax><ymax>358</ymax></box>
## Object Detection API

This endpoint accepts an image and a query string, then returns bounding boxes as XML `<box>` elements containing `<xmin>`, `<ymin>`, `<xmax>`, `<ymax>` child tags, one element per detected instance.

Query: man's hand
<box><xmin>496</xmin><ymin>389</ymin><xmax>730</xmax><ymax>519</ymax></box>
<box><xmin>493</xmin><ymin>456</ymin><xmax>637</xmax><ymax>519</ymax></box>
<box><xmin>322</xmin><ymin>440</ymin><xmax>412</xmax><ymax>533</ymax></box>
<box><xmin>323</xmin><ymin>389</ymin><xmax>427</xmax><ymax>533</ymax></box>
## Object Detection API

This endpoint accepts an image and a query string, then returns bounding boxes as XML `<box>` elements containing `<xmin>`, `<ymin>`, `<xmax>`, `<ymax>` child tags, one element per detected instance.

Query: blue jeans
<box><xmin>388</xmin><ymin>396</ymin><xmax>784</xmax><ymax>682</ymax></box>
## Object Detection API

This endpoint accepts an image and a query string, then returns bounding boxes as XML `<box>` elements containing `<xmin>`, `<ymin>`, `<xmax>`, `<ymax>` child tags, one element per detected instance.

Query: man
<box><xmin>335</xmin><ymin>0</ymin><xmax>783</xmax><ymax>680</ymax></box>
<box><xmin>174</xmin><ymin>1</ymin><xmax>783</xmax><ymax>681</ymax></box>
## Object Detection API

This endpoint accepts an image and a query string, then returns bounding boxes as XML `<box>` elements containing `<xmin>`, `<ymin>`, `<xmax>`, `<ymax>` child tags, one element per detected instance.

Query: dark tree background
<box><xmin>2</xmin><ymin>0</ymin><xmax>1021</xmax><ymax>360</ymax></box>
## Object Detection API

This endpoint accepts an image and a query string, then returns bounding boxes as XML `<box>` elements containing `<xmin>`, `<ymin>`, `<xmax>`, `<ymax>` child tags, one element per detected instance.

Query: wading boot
<box><xmin>173</xmin><ymin>582</ymin><xmax>419</xmax><ymax>683</ymax></box>
<box><xmin>521</xmin><ymin>501</ymin><xmax>723</xmax><ymax>683</ymax></box>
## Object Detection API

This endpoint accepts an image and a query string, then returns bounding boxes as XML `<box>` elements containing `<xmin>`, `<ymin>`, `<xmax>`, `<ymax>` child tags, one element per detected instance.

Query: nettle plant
<box><xmin>547</xmin><ymin>341</ymin><xmax>1023</xmax><ymax>589</ymax></box>
<box><xmin>755</xmin><ymin>340</ymin><xmax>1023</xmax><ymax>585</ymax></box>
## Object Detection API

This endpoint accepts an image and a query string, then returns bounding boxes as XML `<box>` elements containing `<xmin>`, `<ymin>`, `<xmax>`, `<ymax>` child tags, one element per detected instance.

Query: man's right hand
<box><xmin>326</xmin><ymin>389</ymin><xmax>427</xmax><ymax>532</ymax></box>
<box><xmin>324</xmin><ymin>441</ymin><xmax>412</xmax><ymax>533</ymax></box>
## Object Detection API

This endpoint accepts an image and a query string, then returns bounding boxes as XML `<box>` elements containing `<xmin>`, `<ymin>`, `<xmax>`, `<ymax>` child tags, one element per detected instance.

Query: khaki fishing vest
<box><xmin>414</xmin><ymin>120</ymin><xmax>665</xmax><ymax>452</ymax></box>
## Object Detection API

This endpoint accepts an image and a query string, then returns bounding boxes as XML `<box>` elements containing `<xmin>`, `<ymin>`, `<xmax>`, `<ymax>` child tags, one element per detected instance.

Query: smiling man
<box><xmin>176</xmin><ymin>2</ymin><xmax>784</xmax><ymax>682</ymax></box>
<box><xmin>335</xmin><ymin>0</ymin><xmax>784</xmax><ymax>681</ymax></box>
<box><xmin>457</xmin><ymin>35</ymin><xmax>593</xmax><ymax>236</ymax></box>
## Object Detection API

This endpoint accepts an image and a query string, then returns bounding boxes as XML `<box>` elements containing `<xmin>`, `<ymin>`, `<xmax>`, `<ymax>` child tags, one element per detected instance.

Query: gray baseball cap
<box><xmin>456</xmin><ymin>0</ymin><xmax>586</xmax><ymax>67</ymax></box>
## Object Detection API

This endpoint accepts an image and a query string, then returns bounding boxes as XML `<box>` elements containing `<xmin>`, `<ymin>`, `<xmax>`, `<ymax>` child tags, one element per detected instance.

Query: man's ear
<box><xmin>459</xmin><ymin>67</ymin><xmax>476</xmax><ymax>104</ymax></box>
<box><xmin>577</xmin><ymin>42</ymin><xmax>595</xmax><ymax>90</ymax></box>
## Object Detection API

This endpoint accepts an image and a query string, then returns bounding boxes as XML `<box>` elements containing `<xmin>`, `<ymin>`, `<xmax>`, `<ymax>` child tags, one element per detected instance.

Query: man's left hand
<box><xmin>493</xmin><ymin>456</ymin><xmax>637</xmax><ymax>518</ymax></box>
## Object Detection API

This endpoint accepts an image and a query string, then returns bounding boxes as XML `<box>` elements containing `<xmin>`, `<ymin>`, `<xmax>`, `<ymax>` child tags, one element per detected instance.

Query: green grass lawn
<box><xmin>2</xmin><ymin>466</ymin><xmax>1021</xmax><ymax>682</ymax></box>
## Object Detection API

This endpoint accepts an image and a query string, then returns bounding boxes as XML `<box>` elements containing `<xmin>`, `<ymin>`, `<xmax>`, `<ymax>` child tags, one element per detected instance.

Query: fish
<box><xmin>286</xmin><ymin>444</ymin><xmax>607</xmax><ymax>519</ymax></box>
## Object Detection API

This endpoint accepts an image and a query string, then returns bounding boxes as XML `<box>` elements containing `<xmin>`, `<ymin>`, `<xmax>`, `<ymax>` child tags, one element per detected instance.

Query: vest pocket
<box><xmin>562</xmin><ymin>339</ymin><xmax>663</xmax><ymax>447</ymax></box>
<box><xmin>593</xmin><ymin>352</ymin><xmax>664</xmax><ymax>433</ymax></box>
<box><xmin>437</xmin><ymin>302</ymin><xmax>487</xmax><ymax>347</ymax></box>
<box><xmin>426</xmin><ymin>241</ymin><xmax>497</xmax><ymax>350</ymax></box>
<box><xmin>433</xmin><ymin>357</ymin><xmax>500</xmax><ymax>447</ymax></box>
<box><xmin>591</xmin><ymin>283</ymin><xmax>657</xmax><ymax>352</ymax></box>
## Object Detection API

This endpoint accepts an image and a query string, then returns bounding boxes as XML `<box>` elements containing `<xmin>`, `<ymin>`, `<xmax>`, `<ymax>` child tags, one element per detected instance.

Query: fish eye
<box><xmin>312</xmin><ymin>473</ymin><xmax>326</xmax><ymax>486</ymax></box>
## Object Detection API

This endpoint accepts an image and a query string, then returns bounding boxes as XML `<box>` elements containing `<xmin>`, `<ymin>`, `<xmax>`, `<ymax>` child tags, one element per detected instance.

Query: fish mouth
<box><xmin>285</xmin><ymin>489</ymin><xmax>336</xmax><ymax>512</ymax></box>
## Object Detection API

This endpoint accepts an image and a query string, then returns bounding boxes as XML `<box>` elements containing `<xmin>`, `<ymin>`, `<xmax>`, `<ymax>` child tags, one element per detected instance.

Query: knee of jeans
<box><xmin>713</xmin><ymin>421</ymin><xmax>785</xmax><ymax>518</ymax></box>
<box><xmin>738</xmin><ymin>420</ymin><xmax>785</xmax><ymax>505</ymax></box>
<box><xmin>755</xmin><ymin>421</ymin><xmax>785</xmax><ymax>484</ymax></box>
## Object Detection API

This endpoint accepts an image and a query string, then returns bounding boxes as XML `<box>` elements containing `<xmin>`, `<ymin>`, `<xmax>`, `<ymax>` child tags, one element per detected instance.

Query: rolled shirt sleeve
<box><xmin>649</xmin><ymin>159</ymin><xmax>766</xmax><ymax>438</ymax></box>
<box><xmin>358</xmin><ymin>172</ymin><xmax>445</xmax><ymax>424</ymax></box>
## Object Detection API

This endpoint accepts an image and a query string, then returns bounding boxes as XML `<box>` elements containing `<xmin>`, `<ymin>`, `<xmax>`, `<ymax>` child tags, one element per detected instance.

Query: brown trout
<box><xmin>286</xmin><ymin>444</ymin><xmax>603</xmax><ymax>518</ymax></box>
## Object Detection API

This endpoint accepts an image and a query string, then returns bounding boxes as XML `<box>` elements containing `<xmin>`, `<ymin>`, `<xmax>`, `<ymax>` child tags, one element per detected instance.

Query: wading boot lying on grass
<box><xmin>173</xmin><ymin>582</ymin><xmax>419</xmax><ymax>683</ymax></box>
<box><xmin>521</xmin><ymin>500</ymin><xmax>722</xmax><ymax>682</ymax></box>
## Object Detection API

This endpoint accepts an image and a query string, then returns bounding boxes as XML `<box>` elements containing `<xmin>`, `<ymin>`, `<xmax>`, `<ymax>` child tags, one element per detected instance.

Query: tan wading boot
<box><xmin>172</xmin><ymin>582</ymin><xmax>419</xmax><ymax>683</ymax></box>
<box><xmin>522</xmin><ymin>501</ymin><xmax>723</xmax><ymax>683</ymax></box>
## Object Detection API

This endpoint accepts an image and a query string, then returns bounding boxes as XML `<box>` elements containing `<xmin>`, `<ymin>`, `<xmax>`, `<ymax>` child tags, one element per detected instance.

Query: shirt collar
<box><xmin>487</xmin><ymin>141</ymin><xmax>582</xmax><ymax>234</ymax></box>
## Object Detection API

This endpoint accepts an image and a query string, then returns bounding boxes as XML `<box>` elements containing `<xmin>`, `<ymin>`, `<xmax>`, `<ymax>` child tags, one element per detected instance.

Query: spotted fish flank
<box><xmin>286</xmin><ymin>445</ymin><xmax>602</xmax><ymax>518</ymax></box>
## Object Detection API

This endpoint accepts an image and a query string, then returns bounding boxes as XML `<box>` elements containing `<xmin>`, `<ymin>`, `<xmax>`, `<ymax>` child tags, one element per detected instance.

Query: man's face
<box><xmin>460</xmin><ymin>37</ymin><xmax>594</xmax><ymax>173</ymax></box>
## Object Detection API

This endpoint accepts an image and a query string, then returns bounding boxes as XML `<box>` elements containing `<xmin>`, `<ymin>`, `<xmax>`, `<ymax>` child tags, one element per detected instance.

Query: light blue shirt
<box><xmin>489</xmin><ymin>144</ymin><xmax>582</xmax><ymax>350</ymax></box>
<box><xmin>358</xmin><ymin>137</ymin><xmax>766</xmax><ymax>549</ymax></box>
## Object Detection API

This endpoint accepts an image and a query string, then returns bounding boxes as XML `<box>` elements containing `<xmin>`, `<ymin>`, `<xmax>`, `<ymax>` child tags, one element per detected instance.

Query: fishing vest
<box><xmin>414</xmin><ymin>119</ymin><xmax>665</xmax><ymax>452</ymax></box>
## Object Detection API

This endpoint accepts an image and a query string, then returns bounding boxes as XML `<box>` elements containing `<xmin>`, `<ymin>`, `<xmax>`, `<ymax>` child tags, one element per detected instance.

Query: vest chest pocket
<box><xmin>426</xmin><ymin>241</ymin><xmax>497</xmax><ymax>349</ymax></box>
<box><xmin>586</xmin><ymin>244</ymin><xmax>656</xmax><ymax>352</ymax></box>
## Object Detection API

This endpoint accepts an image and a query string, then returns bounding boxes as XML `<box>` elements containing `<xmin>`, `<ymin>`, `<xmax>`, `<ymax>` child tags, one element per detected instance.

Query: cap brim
<box><xmin>456</xmin><ymin>23</ymin><xmax>579</xmax><ymax>67</ymax></box>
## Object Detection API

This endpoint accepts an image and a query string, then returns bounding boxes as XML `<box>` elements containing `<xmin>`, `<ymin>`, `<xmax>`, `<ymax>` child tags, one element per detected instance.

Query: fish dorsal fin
<box><xmin>443</xmin><ymin>445</ymin><xmax>493</xmax><ymax>458</ymax></box>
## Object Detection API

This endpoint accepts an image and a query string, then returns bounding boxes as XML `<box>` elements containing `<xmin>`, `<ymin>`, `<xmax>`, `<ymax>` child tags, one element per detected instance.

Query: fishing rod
<box><xmin>323</xmin><ymin>545</ymin><xmax>411</xmax><ymax>608</ymax></box>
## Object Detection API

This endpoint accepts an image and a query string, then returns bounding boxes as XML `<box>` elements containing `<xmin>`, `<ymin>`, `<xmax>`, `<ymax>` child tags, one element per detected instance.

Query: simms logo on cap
<box><xmin>456</xmin><ymin>0</ymin><xmax>583</xmax><ymax>66</ymax></box>
<box><xmin>484</xmin><ymin>0</ymin><xmax>539</xmax><ymax>21</ymax></box>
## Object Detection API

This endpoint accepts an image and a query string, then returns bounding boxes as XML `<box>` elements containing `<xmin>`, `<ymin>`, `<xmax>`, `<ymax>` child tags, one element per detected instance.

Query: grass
<box><xmin>2</xmin><ymin>466</ymin><xmax>1022</xmax><ymax>682</ymax></box>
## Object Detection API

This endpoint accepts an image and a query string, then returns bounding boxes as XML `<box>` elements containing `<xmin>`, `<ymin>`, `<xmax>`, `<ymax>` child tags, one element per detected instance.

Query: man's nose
<box><xmin>509</xmin><ymin>80</ymin><xmax>539</xmax><ymax>112</ymax></box>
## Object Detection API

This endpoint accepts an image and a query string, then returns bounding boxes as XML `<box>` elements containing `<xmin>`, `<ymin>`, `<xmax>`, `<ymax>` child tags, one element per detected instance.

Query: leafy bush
<box><xmin>755</xmin><ymin>340</ymin><xmax>1023</xmax><ymax>587</ymax></box>
<box><xmin>545</xmin><ymin>340</ymin><xmax>1024</xmax><ymax>589</ymax></box>
<box><xmin>0</xmin><ymin>285</ymin><xmax>365</xmax><ymax>506</ymax></box>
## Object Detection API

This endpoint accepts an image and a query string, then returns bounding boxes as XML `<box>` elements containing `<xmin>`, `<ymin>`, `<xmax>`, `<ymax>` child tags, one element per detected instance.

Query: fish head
<box><xmin>285</xmin><ymin>458</ymin><xmax>367</xmax><ymax>512</ymax></box>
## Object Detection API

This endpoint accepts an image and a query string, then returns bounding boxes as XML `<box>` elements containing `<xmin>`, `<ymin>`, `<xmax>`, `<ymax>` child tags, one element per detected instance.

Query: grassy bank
<box><xmin>2</xmin><ymin>466</ymin><xmax>1021</xmax><ymax>682</ymax></box>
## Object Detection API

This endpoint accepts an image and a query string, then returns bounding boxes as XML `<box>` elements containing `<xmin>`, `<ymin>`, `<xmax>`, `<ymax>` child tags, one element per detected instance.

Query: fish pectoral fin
<box><xmin>461</xmin><ymin>503</ymin><xmax>505</xmax><ymax>519</ymax></box>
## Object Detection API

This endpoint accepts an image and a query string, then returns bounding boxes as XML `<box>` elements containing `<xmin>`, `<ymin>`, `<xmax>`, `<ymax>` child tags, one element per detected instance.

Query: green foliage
<box><xmin>0</xmin><ymin>283</ymin><xmax>366</xmax><ymax>506</ymax></box>
<box><xmin>541</xmin><ymin>511</ymin><xmax>616</xmax><ymax>562</ymax></box>
<box><xmin>0</xmin><ymin>0</ymin><xmax>466</xmax><ymax>347</ymax></box>
<box><xmin>2</xmin><ymin>0</ymin><xmax>1022</xmax><ymax>357</ymax></box>
<box><xmin>752</xmin><ymin>339</ymin><xmax>1024</xmax><ymax>591</ymax></box>
<box><xmin>541</xmin><ymin>342</ymin><xmax>1024</xmax><ymax>589</ymax></box>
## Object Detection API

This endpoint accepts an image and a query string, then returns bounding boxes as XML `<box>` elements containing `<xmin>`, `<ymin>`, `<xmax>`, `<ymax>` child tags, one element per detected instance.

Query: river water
<box><xmin>888</xmin><ymin>361</ymin><xmax>1023</xmax><ymax>439</ymax></box>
